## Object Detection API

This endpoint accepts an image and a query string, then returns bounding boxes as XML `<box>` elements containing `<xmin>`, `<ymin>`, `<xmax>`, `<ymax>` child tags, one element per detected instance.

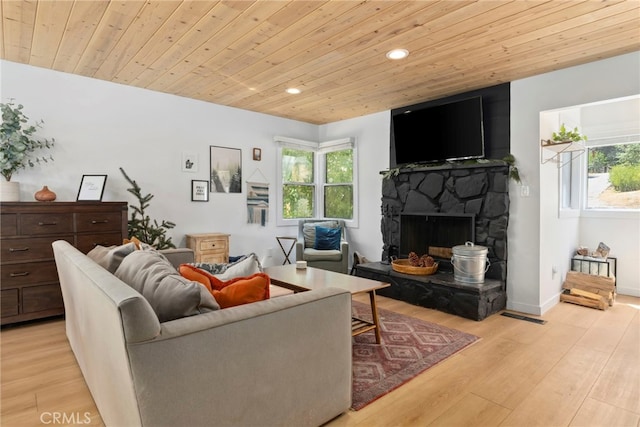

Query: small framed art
<box><xmin>191</xmin><ymin>180</ymin><xmax>209</xmax><ymax>202</ymax></box>
<box><xmin>253</xmin><ymin>148</ymin><xmax>262</xmax><ymax>161</ymax></box>
<box><xmin>182</xmin><ymin>152</ymin><xmax>198</xmax><ymax>173</ymax></box>
<box><xmin>76</xmin><ymin>175</ymin><xmax>107</xmax><ymax>201</ymax></box>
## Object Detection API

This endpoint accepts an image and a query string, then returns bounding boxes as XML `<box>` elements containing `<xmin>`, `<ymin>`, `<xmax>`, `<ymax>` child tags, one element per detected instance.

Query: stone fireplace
<box><xmin>355</xmin><ymin>160</ymin><xmax>510</xmax><ymax>320</ymax></box>
<box><xmin>381</xmin><ymin>160</ymin><xmax>510</xmax><ymax>280</ymax></box>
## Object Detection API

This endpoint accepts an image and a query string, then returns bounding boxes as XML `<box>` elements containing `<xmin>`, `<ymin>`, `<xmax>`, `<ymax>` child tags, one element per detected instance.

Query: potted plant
<box><xmin>0</xmin><ymin>101</ymin><xmax>54</xmax><ymax>201</ymax></box>
<box><xmin>545</xmin><ymin>123</ymin><xmax>588</xmax><ymax>145</ymax></box>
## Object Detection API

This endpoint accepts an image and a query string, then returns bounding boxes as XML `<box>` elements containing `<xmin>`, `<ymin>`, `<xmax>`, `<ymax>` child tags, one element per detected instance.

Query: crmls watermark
<box><xmin>40</xmin><ymin>412</ymin><xmax>92</xmax><ymax>425</ymax></box>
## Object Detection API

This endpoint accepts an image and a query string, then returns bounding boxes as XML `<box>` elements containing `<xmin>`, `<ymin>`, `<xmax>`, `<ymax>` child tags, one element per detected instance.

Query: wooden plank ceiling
<box><xmin>1</xmin><ymin>1</ymin><xmax>639</xmax><ymax>125</ymax></box>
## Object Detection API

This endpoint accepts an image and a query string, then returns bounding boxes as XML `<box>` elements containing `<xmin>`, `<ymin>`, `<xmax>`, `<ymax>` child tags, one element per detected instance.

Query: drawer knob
<box><xmin>10</xmin><ymin>272</ymin><xmax>29</xmax><ymax>277</ymax></box>
<box><xmin>38</xmin><ymin>221</ymin><xmax>58</xmax><ymax>226</ymax></box>
<box><xmin>211</xmin><ymin>244</ymin><xmax>216</xmax><ymax>248</ymax></box>
<box><xmin>91</xmin><ymin>220</ymin><xmax>109</xmax><ymax>224</ymax></box>
<box><xmin>9</xmin><ymin>247</ymin><xmax>30</xmax><ymax>252</ymax></box>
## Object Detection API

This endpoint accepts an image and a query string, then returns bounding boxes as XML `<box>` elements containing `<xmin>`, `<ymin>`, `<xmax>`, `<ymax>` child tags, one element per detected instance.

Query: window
<box><xmin>324</xmin><ymin>148</ymin><xmax>354</xmax><ymax>218</ymax></box>
<box><xmin>586</xmin><ymin>139</ymin><xmax>640</xmax><ymax>210</ymax></box>
<box><xmin>276</xmin><ymin>136</ymin><xmax>357</xmax><ymax>226</ymax></box>
<box><xmin>281</xmin><ymin>147</ymin><xmax>315</xmax><ymax>219</ymax></box>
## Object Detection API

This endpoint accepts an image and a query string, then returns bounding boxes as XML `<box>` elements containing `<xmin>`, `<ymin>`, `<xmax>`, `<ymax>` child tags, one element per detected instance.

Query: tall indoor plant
<box><xmin>0</xmin><ymin>100</ymin><xmax>54</xmax><ymax>201</ymax></box>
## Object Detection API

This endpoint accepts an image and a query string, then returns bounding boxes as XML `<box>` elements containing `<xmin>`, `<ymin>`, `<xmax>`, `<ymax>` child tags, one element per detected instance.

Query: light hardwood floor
<box><xmin>2</xmin><ymin>294</ymin><xmax>639</xmax><ymax>427</ymax></box>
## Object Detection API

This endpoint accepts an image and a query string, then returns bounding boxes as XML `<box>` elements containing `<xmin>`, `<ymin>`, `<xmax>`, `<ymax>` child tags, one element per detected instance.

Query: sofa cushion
<box><xmin>115</xmin><ymin>250</ymin><xmax>219</xmax><ymax>322</ymax></box>
<box><xmin>303</xmin><ymin>221</ymin><xmax>339</xmax><ymax>248</ymax></box>
<box><xmin>210</xmin><ymin>273</ymin><xmax>271</xmax><ymax>308</ymax></box>
<box><xmin>87</xmin><ymin>242</ymin><xmax>137</xmax><ymax>273</ymax></box>
<box><xmin>303</xmin><ymin>247</ymin><xmax>343</xmax><ymax>261</ymax></box>
<box><xmin>314</xmin><ymin>226</ymin><xmax>341</xmax><ymax>250</ymax></box>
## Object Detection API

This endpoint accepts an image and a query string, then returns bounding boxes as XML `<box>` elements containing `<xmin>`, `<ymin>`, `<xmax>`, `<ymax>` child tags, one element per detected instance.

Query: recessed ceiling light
<box><xmin>286</xmin><ymin>88</ymin><xmax>301</xmax><ymax>94</ymax></box>
<box><xmin>386</xmin><ymin>49</ymin><xmax>409</xmax><ymax>60</ymax></box>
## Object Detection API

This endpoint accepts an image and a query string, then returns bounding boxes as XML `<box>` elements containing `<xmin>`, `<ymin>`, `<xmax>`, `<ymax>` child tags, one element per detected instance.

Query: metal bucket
<box><xmin>451</xmin><ymin>242</ymin><xmax>490</xmax><ymax>284</ymax></box>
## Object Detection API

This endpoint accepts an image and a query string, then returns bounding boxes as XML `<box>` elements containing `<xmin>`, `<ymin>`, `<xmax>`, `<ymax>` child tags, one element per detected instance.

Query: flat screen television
<box><xmin>392</xmin><ymin>96</ymin><xmax>485</xmax><ymax>166</ymax></box>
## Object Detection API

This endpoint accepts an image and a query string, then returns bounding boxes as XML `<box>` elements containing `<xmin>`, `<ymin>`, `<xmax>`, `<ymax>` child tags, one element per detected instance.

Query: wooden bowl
<box><xmin>391</xmin><ymin>259</ymin><xmax>439</xmax><ymax>275</ymax></box>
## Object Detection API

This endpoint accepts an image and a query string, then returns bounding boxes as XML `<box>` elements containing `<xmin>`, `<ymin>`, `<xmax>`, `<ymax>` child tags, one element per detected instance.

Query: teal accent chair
<box><xmin>296</xmin><ymin>219</ymin><xmax>349</xmax><ymax>274</ymax></box>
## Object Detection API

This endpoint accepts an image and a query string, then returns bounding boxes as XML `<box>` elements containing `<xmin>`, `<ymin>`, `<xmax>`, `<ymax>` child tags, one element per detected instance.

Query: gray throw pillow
<box><xmin>87</xmin><ymin>242</ymin><xmax>137</xmax><ymax>273</ymax></box>
<box><xmin>303</xmin><ymin>221</ymin><xmax>340</xmax><ymax>248</ymax></box>
<box><xmin>115</xmin><ymin>250</ymin><xmax>219</xmax><ymax>322</ymax></box>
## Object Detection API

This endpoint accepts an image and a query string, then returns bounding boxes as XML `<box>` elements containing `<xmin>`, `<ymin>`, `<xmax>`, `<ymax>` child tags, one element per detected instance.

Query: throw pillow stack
<box><xmin>86</xmin><ymin>241</ymin><xmax>270</xmax><ymax>323</ymax></box>
<box><xmin>178</xmin><ymin>254</ymin><xmax>270</xmax><ymax>308</ymax></box>
<box><xmin>302</xmin><ymin>221</ymin><xmax>342</xmax><ymax>250</ymax></box>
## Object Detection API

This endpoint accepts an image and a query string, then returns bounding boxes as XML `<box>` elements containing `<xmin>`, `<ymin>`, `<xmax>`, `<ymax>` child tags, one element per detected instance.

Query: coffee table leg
<box><xmin>369</xmin><ymin>290</ymin><xmax>382</xmax><ymax>344</ymax></box>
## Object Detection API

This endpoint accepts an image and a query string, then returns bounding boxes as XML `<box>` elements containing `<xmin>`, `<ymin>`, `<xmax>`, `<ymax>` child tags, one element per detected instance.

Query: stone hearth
<box><xmin>356</xmin><ymin>160</ymin><xmax>510</xmax><ymax>320</ymax></box>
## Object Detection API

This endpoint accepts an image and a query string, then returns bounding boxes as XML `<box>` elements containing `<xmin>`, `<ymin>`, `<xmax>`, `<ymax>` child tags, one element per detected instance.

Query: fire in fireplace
<box><xmin>399</xmin><ymin>213</ymin><xmax>475</xmax><ymax>267</ymax></box>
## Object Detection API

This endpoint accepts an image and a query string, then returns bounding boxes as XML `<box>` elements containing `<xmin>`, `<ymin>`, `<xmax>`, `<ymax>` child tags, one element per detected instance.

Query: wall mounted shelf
<box><xmin>541</xmin><ymin>139</ymin><xmax>585</xmax><ymax>167</ymax></box>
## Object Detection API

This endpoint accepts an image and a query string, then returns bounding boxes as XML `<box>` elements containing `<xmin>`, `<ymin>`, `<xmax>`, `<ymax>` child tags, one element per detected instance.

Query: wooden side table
<box><xmin>276</xmin><ymin>236</ymin><xmax>296</xmax><ymax>265</ymax></box>
<box><xmin>186</xmin><ymin>233</ymin><xmax>230</xmax><ymax>264</ymax></box>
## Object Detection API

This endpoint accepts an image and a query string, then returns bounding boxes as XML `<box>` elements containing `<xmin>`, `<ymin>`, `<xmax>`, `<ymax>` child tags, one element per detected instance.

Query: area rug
<box><xmin>351</xmin><ymin>301</ymin><xmax>480</xmax><ymax>410</ymax></box>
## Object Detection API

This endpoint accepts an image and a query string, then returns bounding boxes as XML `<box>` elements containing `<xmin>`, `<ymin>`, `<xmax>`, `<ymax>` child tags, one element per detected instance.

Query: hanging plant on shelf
<box><xmin>543</xmin><ymin>123</ymin><xmax>588</xmax><ymax>145</ymax></box>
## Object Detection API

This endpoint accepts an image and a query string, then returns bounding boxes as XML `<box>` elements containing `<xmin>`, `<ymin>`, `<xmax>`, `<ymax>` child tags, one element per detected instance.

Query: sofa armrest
<box><xmin>159</xmin><ymin>247</ymin><xmax>194</xmax><ymax>268</ymax></box>
<box><xmin>125</xmin><ymin>287</ymin><xmax>352</xmax><ymax>427</ymax></box>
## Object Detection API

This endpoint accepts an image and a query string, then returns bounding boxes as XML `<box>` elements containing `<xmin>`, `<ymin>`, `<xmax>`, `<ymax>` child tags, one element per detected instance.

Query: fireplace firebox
<box><xmin>399</xmin><ymin>213</ymin><xmax>475</xmax><ymax>269</ymax></box>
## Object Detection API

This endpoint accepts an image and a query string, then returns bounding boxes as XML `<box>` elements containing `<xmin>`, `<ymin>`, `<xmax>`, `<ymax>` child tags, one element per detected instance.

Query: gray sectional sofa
<box><xmin>52</xmin><ymin>240</ymin><xmax>352</xmax><ymax>427</ymax></box>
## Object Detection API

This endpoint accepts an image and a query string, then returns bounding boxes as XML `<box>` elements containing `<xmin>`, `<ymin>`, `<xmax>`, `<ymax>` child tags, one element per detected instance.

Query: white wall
<box><xmin>0</xmin><ymin>60</ymin><xmax>317</xmax><ymax>265</ymax></box>
<box><xmin>320</xmin><ymin>112</ymin><xmax>390</xmax><ymax>262</ymax></box>
<box><xmin>2</xmin><ymin>51</ymin><xmax>638</xmax><ymax>313</ymax></box>
<box><xmin>510</xmin><ymin>51</ymin><xmax>640</xmax><ymax>314</ymax></box>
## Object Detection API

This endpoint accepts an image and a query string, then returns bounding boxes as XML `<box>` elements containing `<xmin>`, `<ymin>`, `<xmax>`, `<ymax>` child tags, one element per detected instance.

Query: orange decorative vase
<box><xmin>34</xmin><ymin>186</ymin><xmax>56</xmax><ymax>202</ymax></box>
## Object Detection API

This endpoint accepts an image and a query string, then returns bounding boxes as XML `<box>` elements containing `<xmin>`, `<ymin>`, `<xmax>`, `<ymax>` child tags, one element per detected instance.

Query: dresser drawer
<box><xmin>1</xmin><ymin>213</ymin><xmax>17</xmax><ymax>236</ymax></box>
<box><xmin>76</xmin><ymin>212</ymin><xmax>124</xmax><ymax>233</ymax></box>
<box><xmin>20</xmin><ymin>213</ymin><xmax>73</xmax><ymax>235</ymax></box>
<box><xmin>1</xmin><ymin>261</ymin><xmax>58</xmax><ymax>288</ymax></box>
<box><xmin>1</xmin><ymin>289</ymin><xmax>19</xmax><ymax>317</ymax></box>
<box><xmin>76</xmin><ymin>232</ymin><xmax>124</xmax><ymax>253</ymax></box>
<box><xmin>198</xmin><ymin>237</ymin><xmax>228</xmax><ymax>253</ymax></box>
<box><xmin>22</xmin><ymin>284</ymin><xmax>64</xmax><ymax>314</ymax></box>
<box><xmin>1</xmin><ymin>236</ymin><xmax>73</xmax><ymax>263</ymax></box>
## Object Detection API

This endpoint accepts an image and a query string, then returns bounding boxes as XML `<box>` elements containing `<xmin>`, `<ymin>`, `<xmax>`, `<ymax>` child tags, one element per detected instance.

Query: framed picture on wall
<box><xmin>76</xmin><ymin>175</ymin><xmax>107</xmax><ymax>201</ymax></box>
<box><xmin>252</xmin><ymin>148</ymin><xmax>262</xmax><ymax>161</ymax></box>
<box><xmin>191</xmin><ymin>180</ymin><xmax>209</xmax><ymax>202</ymax></box>
<box><xmin>210</xmin><ymin>146</ymin><xmax>242</xmax><ymax>193</ymax></box>
<box><xmin>182</xmin><ymin>152</ymin><xmax>198</xmax><ymax>173</ymax></box>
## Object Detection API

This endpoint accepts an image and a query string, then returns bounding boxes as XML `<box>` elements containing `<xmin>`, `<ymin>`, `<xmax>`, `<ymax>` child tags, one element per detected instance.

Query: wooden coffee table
<box><xmin>264</xmin><ymin>265</ymin><xmax>390</xmax><ymax>343</ymax></box>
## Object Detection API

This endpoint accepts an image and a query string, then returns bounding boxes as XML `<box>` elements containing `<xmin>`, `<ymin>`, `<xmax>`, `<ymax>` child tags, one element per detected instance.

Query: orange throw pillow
<box><xmin>179</xmin><ymin>264</ymin><xmax>213</xmax><ymax>292</ymax></box>
<box><xmin>123</xmin><ymin>236</ymin><xmax>143</xmax><ymax>250</ymax></box>
<box><xmin>210</xmin><ymin>273</ymin><xmax>271</xmax><ymax>309</ymax></box>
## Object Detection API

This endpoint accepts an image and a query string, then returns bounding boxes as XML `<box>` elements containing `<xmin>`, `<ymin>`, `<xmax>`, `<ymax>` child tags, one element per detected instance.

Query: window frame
<box><xmin>275</xmin><ymin>136</ymin><xmax>358</xmax><ymax>228</ymax></box>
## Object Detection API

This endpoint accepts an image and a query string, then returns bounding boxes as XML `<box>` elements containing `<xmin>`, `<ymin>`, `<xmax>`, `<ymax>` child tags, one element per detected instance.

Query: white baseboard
<box><xmin>617</xmin><ymin>287</ymin><xmax>640</xmax><ymax>297</ymax></box>
<box><xmin>506</xmin><ymin>300</ymin><xmax>543</xmax><ymax>316</ymax></box>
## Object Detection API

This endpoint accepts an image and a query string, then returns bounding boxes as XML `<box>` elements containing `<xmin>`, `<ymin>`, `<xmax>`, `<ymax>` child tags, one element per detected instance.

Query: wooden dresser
<box><xmin>1</xmin><ymin>201</ymin><xmax>128</xmax><ymax>325</ymax></box>
<box><xmin>185</xmin><ymin>233</ymin><xmax>230</xmax><ymax>264</ymax></box>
